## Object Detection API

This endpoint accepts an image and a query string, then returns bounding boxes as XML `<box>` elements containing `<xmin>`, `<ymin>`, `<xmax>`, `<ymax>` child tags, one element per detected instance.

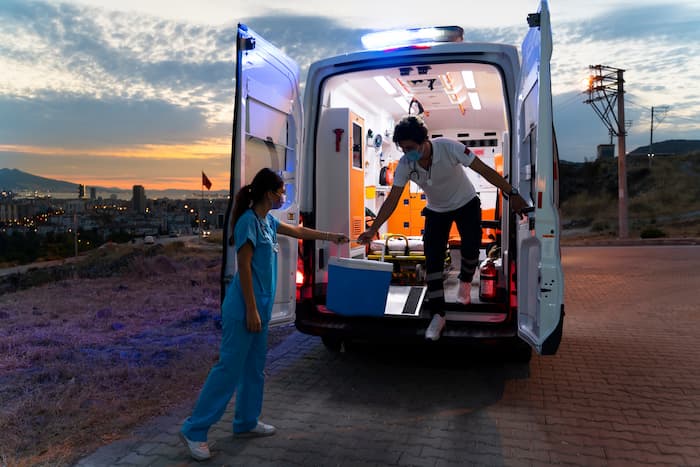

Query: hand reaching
<box><xmin>357</xmin><ymin>229</ymin><xmax>377</xmax><ymax>245</ymax></box>
<box><xmin>329</xmin><ymin>233</ymin><xmax>350</xmax><ymax>244</ymax></box>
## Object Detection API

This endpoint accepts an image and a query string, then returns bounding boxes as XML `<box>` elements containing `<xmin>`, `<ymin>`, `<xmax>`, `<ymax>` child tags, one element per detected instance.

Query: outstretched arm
<box><xmin>276</xmin><ymin>222</ymin><xmax>349</xmax><ymax>244</ymax></box>
<box><xmin>468</xmin><ymin>157</ymin><xmax>529</xmax><ymax>215</ymax></box>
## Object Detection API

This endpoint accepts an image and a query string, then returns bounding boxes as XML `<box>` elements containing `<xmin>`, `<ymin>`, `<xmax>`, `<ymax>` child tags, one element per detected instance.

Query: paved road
<box><xmin>76</xmin><ymin>246</ymin><xmax>700</xmax><ymax>466</ymax></box>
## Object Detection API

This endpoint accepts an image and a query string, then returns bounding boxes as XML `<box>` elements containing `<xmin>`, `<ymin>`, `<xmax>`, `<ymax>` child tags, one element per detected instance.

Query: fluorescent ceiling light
<box><xmin>462</xmin><ymin>71</ymin><xmax>476</xmax><ymax>89</ymax></box>
<box><xmin>468</xmin><ymin>92</ymin><xmax>481</xmax><ymax>110</ymax></box>
<box><xmin>374</xmin><ymin>76</ymin><xmax>397</xmax><ymax>95</ymax></box>
<box><xmin>394</xmin><ymin>96</ymin><xmax>408</xmax><ymax>112</ymax></box>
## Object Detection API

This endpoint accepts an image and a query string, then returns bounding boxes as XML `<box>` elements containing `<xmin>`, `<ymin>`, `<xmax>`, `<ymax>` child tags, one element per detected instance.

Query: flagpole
<box><xmin>200</xmin><ymin>170</ymin><xmax>204</xmax><ymax>236</ymax></box>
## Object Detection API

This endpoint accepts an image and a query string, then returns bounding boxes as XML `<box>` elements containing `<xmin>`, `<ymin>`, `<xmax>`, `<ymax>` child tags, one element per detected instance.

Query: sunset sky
<box><xmin>1</xmin><ymin>0</ymin><xmax>698</xmax><ymax>191</ymax></box>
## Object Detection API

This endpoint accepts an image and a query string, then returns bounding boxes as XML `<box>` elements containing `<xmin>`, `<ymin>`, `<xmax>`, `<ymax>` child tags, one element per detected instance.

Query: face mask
<box><xmin>272</xmin><ymin>193</ymin><xmax>286</xmax><ymax>209</ymax></box>
<box><xmin>405</xmin><ymin>149</ymin><xmax>421</xmax><ymax>162</ymax></box>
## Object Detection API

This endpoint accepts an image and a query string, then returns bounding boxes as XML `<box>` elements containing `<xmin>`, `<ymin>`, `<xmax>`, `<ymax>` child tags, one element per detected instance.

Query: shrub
<box><xmin>640</xmin><ymin>227</ymin><xmax>667</xmax><ymax>239</ymax></box>
<box><xmin>591</xmin><ymin>221</ymin><xmax>610</xmax><ymax>232</ymax></box>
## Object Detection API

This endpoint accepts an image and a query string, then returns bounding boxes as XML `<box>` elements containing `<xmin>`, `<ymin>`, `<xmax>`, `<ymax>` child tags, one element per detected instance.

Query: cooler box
<box><xmin>327</xmin><ymin>257</ymin><xmax>393</xmax><ymax>317</ymax></box>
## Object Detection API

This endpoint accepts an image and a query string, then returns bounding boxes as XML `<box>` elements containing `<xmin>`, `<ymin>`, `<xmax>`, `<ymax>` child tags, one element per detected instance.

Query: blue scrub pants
<box><xmin>180</xmin><ymin>317</ymin><xmax>269</xmax><ymax>442</ymax></box>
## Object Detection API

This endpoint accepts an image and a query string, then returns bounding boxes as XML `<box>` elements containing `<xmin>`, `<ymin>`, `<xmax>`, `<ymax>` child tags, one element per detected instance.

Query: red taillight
<box><xmin>296</xmin><ymin>269</ymin><xmax>304</xmax><ymax>285</ymax></box>
<box><xmin>509</xmin><ymin>259</ymin><xmax>517</xmax><ymax>309</ymax></box>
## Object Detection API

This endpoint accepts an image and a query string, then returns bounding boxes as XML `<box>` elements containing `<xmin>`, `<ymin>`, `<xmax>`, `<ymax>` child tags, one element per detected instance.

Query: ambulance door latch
<box><xmin>334</xmin><ymin>129</ymin><xmax>344</xmax><ymax>152</ymax></box>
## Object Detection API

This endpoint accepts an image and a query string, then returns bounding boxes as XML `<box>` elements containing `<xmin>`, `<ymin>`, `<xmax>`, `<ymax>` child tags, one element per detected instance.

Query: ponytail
<box><xmin>231</xmin><ymin>184</ymin><xmax>254</xmax><ymax>229</ymax></box>
<box><xmin>230</xmin><ymin>168</ymin><xmax>284</xmax><ymax>234</ymax></box>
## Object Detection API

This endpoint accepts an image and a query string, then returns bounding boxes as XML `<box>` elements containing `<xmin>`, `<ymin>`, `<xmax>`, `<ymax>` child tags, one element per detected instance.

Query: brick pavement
<box><xmin>75</xmin><ymin>246</ymin><xmax>700</xmax><ymax>466</ymax></box>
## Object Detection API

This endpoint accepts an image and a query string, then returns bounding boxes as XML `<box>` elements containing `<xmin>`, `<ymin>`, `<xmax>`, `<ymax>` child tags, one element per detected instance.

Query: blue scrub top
<box><xmin>223</xmin><ymin>209</ymin><xmax>280</xmax><ymax>323</ymax></box>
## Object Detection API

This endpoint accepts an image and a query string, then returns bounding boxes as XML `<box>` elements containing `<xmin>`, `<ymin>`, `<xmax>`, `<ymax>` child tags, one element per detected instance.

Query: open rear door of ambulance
<box><xmin>514</xmin><ymin>0</ymin><xmax>564</xmax><ymax>355</ymax></box>
<box><xmin>225</xmin><ymin>24</ymin><xmax>302</xmax><ymax>326</ymax></box>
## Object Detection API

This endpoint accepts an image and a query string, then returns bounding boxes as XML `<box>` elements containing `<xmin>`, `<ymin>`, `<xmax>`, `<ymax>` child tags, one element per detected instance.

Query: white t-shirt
<box><xmin>393</xmin><ymin>138</ymin><xmax>477</xmax><ymax>213</ymax></box>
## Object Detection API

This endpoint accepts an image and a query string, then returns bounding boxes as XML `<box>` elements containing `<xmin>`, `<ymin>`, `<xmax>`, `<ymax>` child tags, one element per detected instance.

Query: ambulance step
<box><xmin>384</xmin><ymin>286</ymin><xmax>426</xmax><ymax>317</ymax></box>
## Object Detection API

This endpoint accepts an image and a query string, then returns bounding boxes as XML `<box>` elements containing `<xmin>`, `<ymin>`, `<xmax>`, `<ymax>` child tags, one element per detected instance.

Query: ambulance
<box><xmin>225</xmin><ymin>0</ymin><xmax>564</xmax><ymax>360</ymax></box>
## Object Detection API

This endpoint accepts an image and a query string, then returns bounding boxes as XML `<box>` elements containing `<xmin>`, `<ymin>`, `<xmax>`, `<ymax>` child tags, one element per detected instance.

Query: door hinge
<box><xmin>527</xmin><ymin>13</ymin><xmax>540</xmax><ymax>28</ymax></box>
<box><xmin>238</xmin><ymin>36</ymin><xmax>256</xmax><ymax>51</ymax></box>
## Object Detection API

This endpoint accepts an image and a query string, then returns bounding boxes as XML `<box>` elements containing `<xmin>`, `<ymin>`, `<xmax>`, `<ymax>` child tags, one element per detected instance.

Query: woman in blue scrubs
<box><xmin>180</xmin><ymin>168</ymin><xmax>348</xmax><ymax>461</ymax></box>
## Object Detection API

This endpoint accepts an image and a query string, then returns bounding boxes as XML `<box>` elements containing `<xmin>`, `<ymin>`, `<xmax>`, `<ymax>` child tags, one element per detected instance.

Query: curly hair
<box><xmin>392</xmin><ymin>115</ymin><xmax>429</xmax><ymax>145</ymax></box>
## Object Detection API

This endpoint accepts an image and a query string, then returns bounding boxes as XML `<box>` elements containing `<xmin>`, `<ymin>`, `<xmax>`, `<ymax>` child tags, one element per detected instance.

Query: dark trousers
<box><xmin>422</xmin><ymin>197</ymin><xmax>481</xmax><ymax>317</ymax></box>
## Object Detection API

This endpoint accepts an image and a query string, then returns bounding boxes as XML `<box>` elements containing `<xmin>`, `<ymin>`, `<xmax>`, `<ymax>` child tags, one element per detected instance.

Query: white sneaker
<box><xmin>234</xmin><ymin>421</ymin><xmax>277</xmax><ymax>438</ymax></box>
<box><xmin>179</xmin><ymin>432</ymin><xmax>211</xmax><ymax>461</ymax></box>
<box><xmin>425</xmin><ymin>314</ymin><xmax>446</xmax><ymax>341</ymax></box>
<box><xmin>457</xmin><ymin>281</ymin><xmax>471</xmax><ymax>305</ymax></box>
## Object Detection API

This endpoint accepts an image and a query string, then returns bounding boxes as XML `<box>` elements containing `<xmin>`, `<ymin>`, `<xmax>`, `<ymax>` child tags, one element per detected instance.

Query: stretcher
<box><xmin>366</xmin><ymin>234</ymin><xmax>427</xmax><ymax>285</ymax></box>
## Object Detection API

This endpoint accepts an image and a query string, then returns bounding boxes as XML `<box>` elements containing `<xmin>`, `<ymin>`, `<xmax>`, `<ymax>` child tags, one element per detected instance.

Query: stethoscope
<box><xmin>257</xmin><ymin>215</ymin><xmax>279</xmax><ymax>253</ymax></box>
<box><xmin>408</xmin><ymin>160</ymin><xmax>433</xmax><ymax>186</ymax></box>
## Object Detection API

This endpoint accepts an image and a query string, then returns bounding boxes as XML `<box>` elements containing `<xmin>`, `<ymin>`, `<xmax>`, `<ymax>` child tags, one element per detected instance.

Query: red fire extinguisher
<box><xmin>479</xmin><ymin>260</ymin><xmax>498</xmax><ymax>301</ymax></box>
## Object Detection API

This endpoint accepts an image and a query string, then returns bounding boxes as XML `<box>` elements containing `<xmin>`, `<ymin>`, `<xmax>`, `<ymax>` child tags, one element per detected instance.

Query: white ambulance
<box><xmin>226</xmin><ymin>0</ymin><xmax>564</xmax><ymax>360</ymax></box>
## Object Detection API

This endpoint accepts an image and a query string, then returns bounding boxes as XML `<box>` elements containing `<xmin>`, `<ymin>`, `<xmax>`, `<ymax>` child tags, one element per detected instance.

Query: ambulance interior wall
<box><xmin>326</xmin><ymin>88</ymin><xmax>402</xmax><ymax>239</ymax></box>
<box><xmin>324</xmin><ymin>87</ymin><xmax>505</xmax><ymax>242</ymax></box>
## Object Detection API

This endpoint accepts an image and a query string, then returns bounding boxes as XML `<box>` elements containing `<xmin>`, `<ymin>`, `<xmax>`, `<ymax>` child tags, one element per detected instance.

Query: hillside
<box><xmin>560</xmin><ymin>151</ymin><xmax>700</xmax><ymax>238</ymax></box>
<box><xmin>0</xmin><ymin>168</ymin><xmax>227</xmax><ymax>199</ymax></box>
<box><xmin>0</xmin><ymin>168</ymin><xmax>79</xmax><ymax>193</ymax></box>
<box><xmin>627</xmin><ymin>139</ymin><xmax>700</xmax><ymax>156</ymax></box>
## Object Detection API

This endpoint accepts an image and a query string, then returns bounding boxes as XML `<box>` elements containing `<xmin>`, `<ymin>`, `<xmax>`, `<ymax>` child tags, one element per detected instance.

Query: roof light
<box><xmin>393</xmin><ymin>96</ymin><xmax>409</xmax><ymax>112</ymax></box>
<box><xmin>361</xmin><ymin>26</ymin><xmax>464</xmax><ymax>50</ymax></box>
<box><xmin>468</xmin><ymin>92</ymin><xmax>482</xmax><ymax>110</ymax></box>
<box><xmin>462</xmin><ymin>70</ymin><xmax>476</xmax><ymax>89</ymax></box>
<box><xmin>374</xmin><ymin>76</ymin><xmax>397</xmax><ymax>95</ymax></box>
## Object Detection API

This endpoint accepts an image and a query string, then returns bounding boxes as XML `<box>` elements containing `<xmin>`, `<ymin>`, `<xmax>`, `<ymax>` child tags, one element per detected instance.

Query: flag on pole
<box><xmin>202</xmin><ymin>171</ymin><xmax>212</xmax><ymax>190</ymax></box>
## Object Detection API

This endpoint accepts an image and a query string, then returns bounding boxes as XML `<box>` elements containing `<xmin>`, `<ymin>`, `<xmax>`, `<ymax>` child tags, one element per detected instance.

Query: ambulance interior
<box><xmin>315</xmin><ymin>61</ymin><xmax>512</xmax><ymax>316</ymax></box>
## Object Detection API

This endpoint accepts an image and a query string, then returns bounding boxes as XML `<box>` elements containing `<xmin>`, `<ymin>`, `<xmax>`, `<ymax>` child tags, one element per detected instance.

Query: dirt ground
<box><xmin>0</xmin><ymin>239</ymin><xmax>295</xmax><ymax>467</ymax></box>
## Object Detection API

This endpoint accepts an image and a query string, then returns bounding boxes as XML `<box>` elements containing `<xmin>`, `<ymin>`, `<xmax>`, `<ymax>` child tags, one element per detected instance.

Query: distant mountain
<box><xmin>0</xmin><ymin>168</ymin><xmax>228</xmax><ymax>199</ymax></box>
<box><xmin>628</xmin><ymin>139</ymin><xmax>700</xmax><ymax>156</ymax></box>
<box><xmin>0</xmin><ymin>168</ymin><xmax>79</xmax><ymax>194</ymax></box>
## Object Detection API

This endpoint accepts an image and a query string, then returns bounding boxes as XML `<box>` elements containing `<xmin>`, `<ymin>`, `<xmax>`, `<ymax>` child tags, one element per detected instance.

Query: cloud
<box><xmin>0</xmin><ymin>0</ymin><xmax>697</xmax><ymax>167</ymax></box>
<box><xmin>562</xmin><ymin>3</ymin><xmax>700</xmax><ymax>44</ymax></box>
<box><xmin>0</xmin><ymin>91</ymin><xmax>227</xmax><ymax>147</ymax></box>
<box><xmin>0</xmin><ymin>150</ymin><xmax>230</xmax><ymax>189</ymax></box>
<box><xmin>0</xmin><ymin>0</ymin><xmax>234</xmax><ymax>99</ymax></box>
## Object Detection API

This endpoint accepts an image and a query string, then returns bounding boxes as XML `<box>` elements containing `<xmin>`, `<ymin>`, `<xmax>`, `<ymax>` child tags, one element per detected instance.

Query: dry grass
<box><xmin>561</xmin><ymin>154</ymin><xmax>700</xmax><ymax>239</ymax></box>
<box><xmin>0</xmin><ymin>238</ymin><xmax>293</xmax><ymax>467</ymax></box>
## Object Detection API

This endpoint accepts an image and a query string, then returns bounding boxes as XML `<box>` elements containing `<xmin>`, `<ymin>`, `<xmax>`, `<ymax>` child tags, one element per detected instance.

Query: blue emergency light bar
<box><xmin>361</xmin><ymin>26</ymin><xmax>464</xmax><ymax>50</ymax></box>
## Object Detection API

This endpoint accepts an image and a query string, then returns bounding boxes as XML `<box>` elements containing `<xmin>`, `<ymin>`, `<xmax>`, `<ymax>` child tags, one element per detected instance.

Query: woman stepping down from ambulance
<box><xmin>180</xmin><ymin>168</ymin><xmax>348</xmax><ymax>461</ymax></box>
<box><xmin>358</xmin><ymin>116</ymin><xmax>528</xmax><ymax>341</ymax></box>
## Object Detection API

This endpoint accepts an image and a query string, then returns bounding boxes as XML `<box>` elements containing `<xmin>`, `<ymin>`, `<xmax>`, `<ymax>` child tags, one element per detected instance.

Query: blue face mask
<box><xmin>405</xmin><ymin>149</ymin><xmax>421</xmax><ymax>162</ymax></box>
<box><xmin>272</xmin><ymin>192</ymin><xmax>286</xmax><ymax>209</ymax></box>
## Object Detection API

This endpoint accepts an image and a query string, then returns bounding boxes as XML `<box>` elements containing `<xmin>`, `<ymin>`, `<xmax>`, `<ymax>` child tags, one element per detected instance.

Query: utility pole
<box><xmin>73</xmin><ymin>212</ymin><xmax>78</xmax><ymax>257</ymax></box>
<box><xmin>649</xmin><ymin>106</ymin><xmax>654</xmax><ymax>167</ymax></box>
<box><xmin>648</xmin><ymin>105</ymin><xmax>669</xmax><ymax>168</ymax></box>
<box><xmin>584</xmin><ymin>64</ymin><xmax>629</xmax><ymax>238</ymax></box>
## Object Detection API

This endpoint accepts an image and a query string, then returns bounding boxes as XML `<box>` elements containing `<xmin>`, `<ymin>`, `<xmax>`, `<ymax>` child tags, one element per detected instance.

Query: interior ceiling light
<box><xmin>393</xmin><ymin>96</ymin><xmax>409</xmax><ymax>112</ymax></box>
<box><xmin>374</xmin><ymin>75</ymin><xmax>397</xmax><ymax>95</ymax></box>
<box><xmin>447</xmin><ymin>89</ymin><xmax>467</xmax><ymax>105</ymax></box>
<box><xmin>438</xmin><ymin>74</ymin><xmax>457</xmax><ymax>92</ymax></box>
<box><xmin>468</xmin><ymin>92</ymin><xmax>482</xmax><ymax>110</ymax></box>
<box><xmin>462</xmin><ymin>70</ymin><xmax>476</xmax><ymax>89</ymax></box>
